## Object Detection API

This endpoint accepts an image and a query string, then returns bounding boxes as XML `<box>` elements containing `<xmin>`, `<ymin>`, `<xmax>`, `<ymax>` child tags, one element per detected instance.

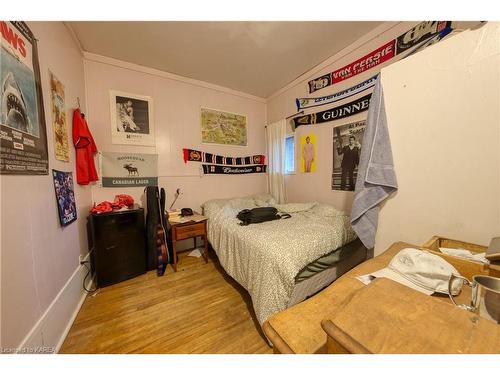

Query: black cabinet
<box><xmin>88</xmin><ymin>207</ymin><xmax>147</xmax><ymax>287</ymax></box>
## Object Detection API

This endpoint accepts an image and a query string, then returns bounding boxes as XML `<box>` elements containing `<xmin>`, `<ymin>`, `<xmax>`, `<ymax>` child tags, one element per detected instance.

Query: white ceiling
<box><xmin>68</xmin><ymin>21</ymin><xmax>382</xmax><ymax>98</ymax></box>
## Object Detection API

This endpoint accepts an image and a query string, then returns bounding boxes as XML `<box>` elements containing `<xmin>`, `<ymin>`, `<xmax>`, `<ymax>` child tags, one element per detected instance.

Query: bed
<box><xmin>202</xmin><ymin>194</ymin><xmax>369</xmax><ymax>327</ymax></box>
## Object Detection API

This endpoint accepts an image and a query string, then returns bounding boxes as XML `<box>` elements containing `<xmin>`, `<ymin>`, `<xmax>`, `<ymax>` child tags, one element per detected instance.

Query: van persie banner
<box><xmin>0</xmin><ymin>21</ymin><xmax>49</xmax><ymax>175</ymax></box>
<box><xmin>183</xmin><ymin>148</ymin><xmax>265</xmax><ymax>165</ymax></box>
<box><xmin>202</xmin><ymin>164</ymin><xmax>267</xmax><ymax>175</ymax></box>
<box><xmin>292</xmin><ymin>93</ymin><xmax>372</xmax><ymax>129</ymax></box>
<box><xmin>307</xmin><ymin>21</ymin><xmax>451</xmax><ymax>93</ymax></box>
<box><xmin>297</xmin><ymin>75</ymin><xmax>378</xmax><ymax>111</ymax></box>
<box><xmin>298</xmin><ymin>26</ymin><xmax>454</xmax><ymax>112</ymax></box>
<box><xmin>101</xmin><ymin>152</ymin><xmax>158</xmax><ymax>187</ymax></box>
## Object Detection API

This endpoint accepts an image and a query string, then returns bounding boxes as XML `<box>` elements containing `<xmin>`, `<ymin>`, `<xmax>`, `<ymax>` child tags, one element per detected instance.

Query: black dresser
<box><xmin>88</xmin><ymin>207</ymin><xmax>147</xmax><ymax>287</ymax></box>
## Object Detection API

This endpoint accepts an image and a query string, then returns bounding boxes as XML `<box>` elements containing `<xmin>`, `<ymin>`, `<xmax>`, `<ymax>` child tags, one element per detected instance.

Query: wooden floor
<box><xmin>60</xmin><ymin>250</ymin><xmax>272</xmax><ymax>354</ymax></box>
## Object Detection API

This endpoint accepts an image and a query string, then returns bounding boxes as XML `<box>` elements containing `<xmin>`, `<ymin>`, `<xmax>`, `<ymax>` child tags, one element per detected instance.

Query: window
<box><xmin>285</xmin><ymin>135</ymin><xmax>295</xmax><ymax>174</ymax></box>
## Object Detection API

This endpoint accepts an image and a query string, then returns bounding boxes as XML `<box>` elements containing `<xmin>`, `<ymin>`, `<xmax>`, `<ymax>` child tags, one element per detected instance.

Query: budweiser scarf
<box><xmin>202</xmin><ymin>164</ymin><xmax>267</xmax><ymax>175</ymax></box>
<box><xmin>308</xmin><ymin>21</ymin><xmax>452</xmax><ymax>93</ymax></box>
<box><xmin>292</xmin><ymin>93</ymin><xmax>372</xmax><ymax>129</ymax></box>
<box><xmin>183</xmin><ymin>148</ymin><xmax>265</xmax><ymax>165</ymax></box>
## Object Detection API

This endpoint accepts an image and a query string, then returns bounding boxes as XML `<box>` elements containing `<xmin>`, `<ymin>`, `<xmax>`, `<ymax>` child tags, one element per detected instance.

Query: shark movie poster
<box><xmin>0</xmin><ymin>21</ymin><xmax>48</xmax><ymax>175</ymax></box>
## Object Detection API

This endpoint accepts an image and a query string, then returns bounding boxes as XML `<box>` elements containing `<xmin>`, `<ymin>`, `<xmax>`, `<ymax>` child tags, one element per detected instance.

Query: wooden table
<box><xmin>321</xmin><ymin>278</ymin><xmax>500</xmax><ymax>354</ymax></box>
<box><xmin>262</xmin><ymin>241</ymin><xmax>494</xmax><ymax>354</ymax></box>
<box><xmin>169</xmin><ymin>216</ymin><xmax>208</xmax><ymax>272</ymax></box>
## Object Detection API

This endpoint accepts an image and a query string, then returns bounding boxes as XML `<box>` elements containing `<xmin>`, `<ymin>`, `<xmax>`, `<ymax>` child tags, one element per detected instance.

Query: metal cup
<box><xmin>448</xmin><ymin>274</ymin><xmax>500</xmax><ymax>324</ymax></box>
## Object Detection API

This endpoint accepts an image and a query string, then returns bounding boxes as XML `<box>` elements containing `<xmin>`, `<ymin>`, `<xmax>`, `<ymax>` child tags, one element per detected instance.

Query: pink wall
<box><xmin>267</xmin><ymin>22</ymin><xmax>478</xmax><ymax>210</ymax></box>
<box><xmin>267</xmin><ymin>22</ymin><xmax>416</xmax><ymax>211</ymax></box>
<box><xmin>1</xmin><ymin>22</ymin><xmax>92</xmax><ymax>348</ymax></box>
<box><xmin>83</xmin><ymin>56</ymin><xmax>268</xmax><ymax>212</ymax></box>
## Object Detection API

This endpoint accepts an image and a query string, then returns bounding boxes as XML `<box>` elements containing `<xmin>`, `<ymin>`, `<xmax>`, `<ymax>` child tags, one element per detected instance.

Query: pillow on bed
<box><xmin>311</xmin><ymin>203</ymin><xmax>345</xmax><ymax>217</ymax></box>
<box><xmin>275</xmin><ymin>202</ymin><xmax>317</xmax><ymax>213</ymax></box>
<box><xmin>201</xmin><ymin>198</ymin><xmax>232</xmax><ymax>215</ymax></box>
<box><xmin>250</xmin><ymin>193</ymin><xmax>277</xmax><ymax>207</ymax></box>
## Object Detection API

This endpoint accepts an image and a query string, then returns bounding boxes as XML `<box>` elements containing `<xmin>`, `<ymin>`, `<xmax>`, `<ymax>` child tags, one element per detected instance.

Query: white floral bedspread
<box><xmin>202</xmin><ymin>195</ymin><xmax>357</xmax><ymax>325</ymax></box>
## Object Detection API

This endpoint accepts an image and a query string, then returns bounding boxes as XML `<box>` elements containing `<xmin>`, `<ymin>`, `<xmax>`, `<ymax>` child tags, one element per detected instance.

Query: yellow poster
<box><xmin>50</xmin><ymin>71</ymin><xmax>70</xmax><ymax>162</ymax></box>
<box><xmin>300</xmin><ymin>132</ymin><xmax>317</xmax><ymax>173</ymax></box>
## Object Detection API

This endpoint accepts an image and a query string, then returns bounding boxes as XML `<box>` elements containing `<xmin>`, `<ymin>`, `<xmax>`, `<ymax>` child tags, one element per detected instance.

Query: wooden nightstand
<box><xmin>169</xmin><ymin>214</ymin><xmax>208</xmax><ymax>272</ymax></box>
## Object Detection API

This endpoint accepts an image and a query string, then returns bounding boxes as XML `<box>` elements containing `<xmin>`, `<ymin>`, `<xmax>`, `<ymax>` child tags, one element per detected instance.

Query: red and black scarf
<box><xmin>183</xmin><ymin>148</ymin><xmax>265</xmax><ymax>166</ymax></box>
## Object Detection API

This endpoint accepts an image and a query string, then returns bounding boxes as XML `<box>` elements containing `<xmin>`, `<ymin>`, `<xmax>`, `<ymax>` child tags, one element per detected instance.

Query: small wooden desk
<box><xmin>321</xmin><ymin>278</ymin><xmax>500</xmax><ymax>354</ymax></box>
<box><xmin>169</xmin><ymin>216</ymin><xmax>208</xmax><ymax>272</ymax></box>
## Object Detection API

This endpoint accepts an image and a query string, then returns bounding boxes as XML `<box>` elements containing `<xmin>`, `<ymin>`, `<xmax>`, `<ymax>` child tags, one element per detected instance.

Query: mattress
<box><xmin>289</xmin><ymin>239</ymin><xmax>368</xmax><ymax>307</ymax></box>
<box><xmin>295</xmin><ymin>238</ymin><xmax>366</xmax><ymax>283</ymax></box>
<box><xmin>202</xmin><ymin>194</ymin><xmax>361</xmax><ymax>326</ymax></box>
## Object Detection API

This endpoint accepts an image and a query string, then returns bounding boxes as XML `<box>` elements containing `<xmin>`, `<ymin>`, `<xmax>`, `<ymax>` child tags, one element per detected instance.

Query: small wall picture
<box><xmin>49</xmin><ymin>71</ymin><xmax>70</xmax><ymax>162</ymax></box>
<box><xmin>52</xmin><ymin>169</ymin><xmax>77</xmax><ymax>226</ymax></box>
<box><xmin>332</xmin><ymin>120</ymin><xmax>365</xmax><ymax>191</ymax></box>
<box><xmin>110</xmin><ymin>90</ymin><xmax>155</xmax><ymax>146</ymax></box>
<box><xmin>299</xmin><ymin>132</ymin><xmax>317</xmax><ymax>173</ymax></box>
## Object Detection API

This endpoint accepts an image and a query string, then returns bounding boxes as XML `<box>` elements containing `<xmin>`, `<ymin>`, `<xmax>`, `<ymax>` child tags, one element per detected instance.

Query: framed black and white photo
<box><xmin>110</xmin><ymin>90</ymin><xmax>155</xmax><ymax>146</ymax></box>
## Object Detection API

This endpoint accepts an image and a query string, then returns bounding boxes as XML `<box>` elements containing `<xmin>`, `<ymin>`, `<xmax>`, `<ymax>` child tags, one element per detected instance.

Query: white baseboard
<box><xmin>16</xmin><ymin>253</ymin><xmax>94</xmax><ymax>354</ymax></box>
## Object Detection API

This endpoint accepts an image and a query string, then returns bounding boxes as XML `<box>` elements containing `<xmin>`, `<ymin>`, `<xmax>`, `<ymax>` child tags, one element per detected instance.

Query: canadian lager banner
<box><xmin>202</xmin><ymin>164</ymin><xmax>267</xmax><ymax>175</ymax></box>
<box><xmin>292</xmin><ymin>93</ymin><xmax>372</xmax><ymax>129</ymax></box>
<box><xmin>183</xmin><ymin>148</ymin><xmax>265</xmax><ymax>165</ymax></box>
<box><xmin>101</xmin><ymin>152</ymin><xmax>158</xmax><ymax>187</ymax></box>
<box><xmin>308</xmin><ymin>21</ymin><xmax>452</xmax><ymax>93</ymax></box>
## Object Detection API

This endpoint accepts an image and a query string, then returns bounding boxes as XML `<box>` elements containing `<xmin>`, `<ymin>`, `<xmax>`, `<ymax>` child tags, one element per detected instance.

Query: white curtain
<box><xmin>266</xmin><ymin>119</ymin><xmax>287</xmax><ymax>204</ymax></box>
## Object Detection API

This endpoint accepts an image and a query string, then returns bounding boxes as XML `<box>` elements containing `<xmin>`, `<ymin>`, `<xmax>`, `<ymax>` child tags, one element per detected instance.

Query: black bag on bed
<box><xmin>237</xmin><ymin>207</ymin><xmax>291</xmax><ymax>226</ymax></box>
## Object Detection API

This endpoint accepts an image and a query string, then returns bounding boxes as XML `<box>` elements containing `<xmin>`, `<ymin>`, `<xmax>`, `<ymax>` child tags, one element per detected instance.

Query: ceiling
<box><xmin>68</xmin><ymin>21</ymin><xmax>383</xmax><ymax>98</ymax></box>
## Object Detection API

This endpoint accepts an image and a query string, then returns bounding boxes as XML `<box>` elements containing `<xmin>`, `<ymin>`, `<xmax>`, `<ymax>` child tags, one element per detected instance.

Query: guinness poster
<box><xmin>293</xmin><ymin>93</ymin><xmax>371</xmax><ymax>129</ymax></box>
<box><xmin>0</xmin><ymin>21</ymin><xmax>49</xmax><ymax>175</ymax></box>
<box><xmin>101</xmin><ymin>152</ymin><xmax>158</xmax><ymax>187</ymax></box>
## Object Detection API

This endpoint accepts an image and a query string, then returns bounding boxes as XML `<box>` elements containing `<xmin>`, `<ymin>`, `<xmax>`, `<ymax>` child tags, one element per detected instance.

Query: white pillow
<box><xmin>275</xmin><ymin>202</ymin><xmax>317</xmax><ymax>213</ymax></box>
<box><xmin>311</xmin><ymin>204</ymin><xmax>345</xmax><ymax>217</ymax></box>
<box><xmin>250</xmin><ymin>193</ymin><xmax>277</xmax><ymax>207</ymax></box>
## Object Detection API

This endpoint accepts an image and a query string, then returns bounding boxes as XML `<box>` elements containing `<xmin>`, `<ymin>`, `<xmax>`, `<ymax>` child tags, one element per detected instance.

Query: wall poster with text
<box><xmin>110</xmin><ymin>90</ymin><xmax>155</xmax><ymax>147</ymax></box>
<box><xmin>0</xmin><ymin>21</ymin><xmax>49</xmax><ymax>174</ymax></box>
<box><xmin>50</xmin><ymin>71</ymin><xmax>70</xmax><ymax>161</ymax></box>
<box><xmin>332</xmin><ymin>120</ymin><xmax>365</xmax><ymax>191</ymax></box>
<box><xmin>101</xmin><ymin>152</ymin><xmax>158</xmax><ymax>187</ymax></box>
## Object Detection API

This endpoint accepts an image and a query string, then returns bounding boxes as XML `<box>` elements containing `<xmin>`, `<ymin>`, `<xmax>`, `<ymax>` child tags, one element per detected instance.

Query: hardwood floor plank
<box><xmin>60</xmin><ymin>250</ymin><xmax>272</xmax><ymax>354</ymax></box>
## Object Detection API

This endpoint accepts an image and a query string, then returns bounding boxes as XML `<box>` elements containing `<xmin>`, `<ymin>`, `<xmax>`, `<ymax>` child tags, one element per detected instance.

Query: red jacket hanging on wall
<box><xmin>72</xmin><ymin>109</ymin><xmax>98</xmax><ymax>185</ymax></box>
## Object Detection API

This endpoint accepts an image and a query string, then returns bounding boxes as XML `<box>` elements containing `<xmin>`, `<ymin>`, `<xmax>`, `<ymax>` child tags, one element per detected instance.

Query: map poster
<box><xmin>50</xmin><ymin>71</ymin><xmax>70</xmax><ymax>161</ymax></box>
<box><xmin>0</xmin><ymin>21</ymin><xmax>49</xmax><ymax>174</ymax></box>
<box><xmin>201</xmin><ymin>107</ymin><xmax>247</xmax><ymax>146</ymax></box>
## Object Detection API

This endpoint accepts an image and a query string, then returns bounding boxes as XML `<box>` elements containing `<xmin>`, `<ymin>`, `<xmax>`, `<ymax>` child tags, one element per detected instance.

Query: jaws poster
<box><xmin>0</xmin><ymin>21</ymin><xmax>48</xmax><ymax>175</ymax></box>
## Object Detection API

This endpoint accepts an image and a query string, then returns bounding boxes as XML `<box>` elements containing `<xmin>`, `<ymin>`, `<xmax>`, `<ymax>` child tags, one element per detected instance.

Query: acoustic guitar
<box><xmin>156</xmin><ymin>188</ymin><xmax>169</xmax><ymax>276</ymax></box>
